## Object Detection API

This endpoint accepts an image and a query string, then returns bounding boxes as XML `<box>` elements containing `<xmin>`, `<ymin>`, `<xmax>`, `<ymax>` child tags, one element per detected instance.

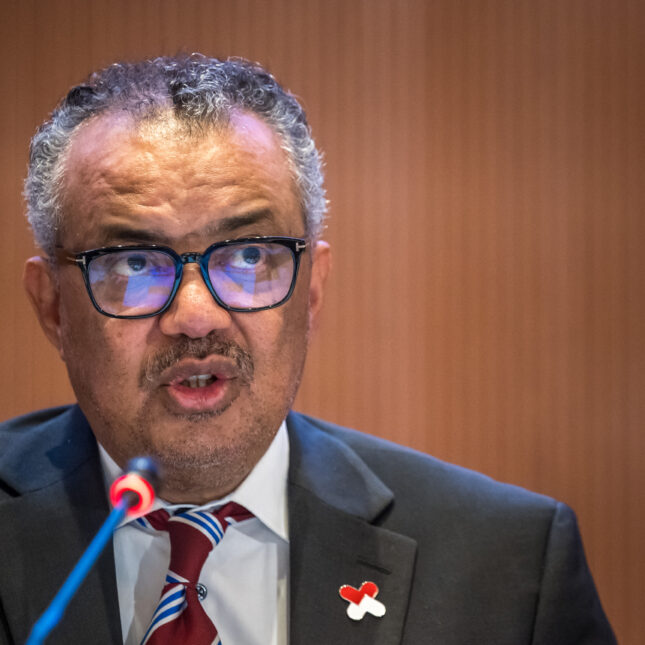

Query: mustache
<box><xmin>140</xmin><ymin>335</ymin><xmax>255</xmax><ymax>386</ymax></box>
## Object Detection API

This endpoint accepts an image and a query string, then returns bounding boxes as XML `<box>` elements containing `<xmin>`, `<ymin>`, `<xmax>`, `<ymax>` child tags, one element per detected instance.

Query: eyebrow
<box><xmin>98</xmin><ymin>209</ymin><xmax>277</xmax><ymax>246</ymax></box>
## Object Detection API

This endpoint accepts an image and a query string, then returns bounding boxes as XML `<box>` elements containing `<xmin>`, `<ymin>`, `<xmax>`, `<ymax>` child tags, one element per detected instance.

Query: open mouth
<box><xmin>181</xmin><ymin>374</ymin><xmax>218</xmax><ymax>388</ymax></box>
<box><xmin>164</xmin><ymin>372</ymin><xmax>233</xmax><ymax>413</ymax></box>
<box><xmin>156</xmin><ymin>357</ymin><xmax>247</xmax><ymax>413</ymax></box>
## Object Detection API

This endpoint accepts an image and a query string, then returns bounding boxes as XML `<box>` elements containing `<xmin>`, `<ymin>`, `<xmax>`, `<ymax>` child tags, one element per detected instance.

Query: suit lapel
<box><xmin>0</xmin><ymin>407</ymin><xmax>121</xmax><ymax>644</ymax></box>
<box><xmin>287</xmin><ymin>414</ymin><xmax>417</xmax><ymax>645</ymax></box>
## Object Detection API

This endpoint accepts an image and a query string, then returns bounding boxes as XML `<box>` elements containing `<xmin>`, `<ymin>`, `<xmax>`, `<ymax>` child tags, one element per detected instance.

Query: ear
<box><xmin>307</xmin><ymin>240</ymin><xmax>331</xmax><ymax>334</ymax></box>
<box><xmin>23</xmin><ymin>256</ymin><xmax>66</xmax><ymax>360</ymax></box>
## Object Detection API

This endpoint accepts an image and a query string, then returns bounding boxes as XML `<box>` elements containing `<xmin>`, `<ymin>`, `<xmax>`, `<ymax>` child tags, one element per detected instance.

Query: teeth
<box><xmin>185</xmin><ymin>374</ymin><xmax>214</xmax><ymax>388</ymax></box>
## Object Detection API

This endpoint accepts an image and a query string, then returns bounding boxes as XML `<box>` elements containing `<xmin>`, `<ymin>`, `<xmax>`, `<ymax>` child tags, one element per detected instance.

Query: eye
<box><xmin>105</xmin><ymin>250</ymin><xmax>170</xmax><ymax>278</ymax></box>
<box><xmin>112</xmin><ymin>253</ymin><xmax>150</xmax><ymax>276</ymax></box>
<box><xmin>228</xmin><ymin>245</ymin><xmax>266</xmax><ymax>269</ymax></box>
<box><xmin>241</xmin><ymin>246</ymin><xmax>261</xmax><ymax>265</ymax></box>
<box><xmin>126</xmin><ymin>255</ymin><xmax>147</xmax><ymax>272</ymax></box>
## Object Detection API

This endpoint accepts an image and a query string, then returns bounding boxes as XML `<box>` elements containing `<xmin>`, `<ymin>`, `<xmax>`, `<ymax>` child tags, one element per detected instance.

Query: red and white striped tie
<box><xmin>139</xmin><ymin>502</ymin><xmax>253</xmax><ymax>645</ymax></box>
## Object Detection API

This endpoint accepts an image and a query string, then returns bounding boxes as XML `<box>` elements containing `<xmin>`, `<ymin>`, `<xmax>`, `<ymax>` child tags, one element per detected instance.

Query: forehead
<box><xmin>60</xmin><ymin>109</ymin><xmax>302</xmax><ymax>246</ymax></box>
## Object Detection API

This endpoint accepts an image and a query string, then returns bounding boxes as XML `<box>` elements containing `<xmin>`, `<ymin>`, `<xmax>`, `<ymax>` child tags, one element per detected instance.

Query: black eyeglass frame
<box><xmin>55</xmin><ymin>235</ymin><xmax>308</xmax><ymax>319</ymax></box>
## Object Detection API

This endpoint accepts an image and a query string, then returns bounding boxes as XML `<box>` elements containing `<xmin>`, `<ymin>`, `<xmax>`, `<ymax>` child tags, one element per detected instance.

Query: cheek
<box><xmin>58</xmin><ymin>292</ymin><xmax>147</xmax><ymax>394</ymax></box>
<box><xmin>246</xmin><ymin>292</ymin><xmax>311</xmax><ymax>385</ymax></box>
<box><xmin>59</xmin><ymin>292</ymin><xmax>100</xmax><ymax>363</ymax></box>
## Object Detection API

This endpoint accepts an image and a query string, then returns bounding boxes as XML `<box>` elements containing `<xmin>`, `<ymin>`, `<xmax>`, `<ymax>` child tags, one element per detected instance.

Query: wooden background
<box><xmin>1</xmin><ymin>1</ymin><xmax>642</xmax><ymax>641</ymax></box>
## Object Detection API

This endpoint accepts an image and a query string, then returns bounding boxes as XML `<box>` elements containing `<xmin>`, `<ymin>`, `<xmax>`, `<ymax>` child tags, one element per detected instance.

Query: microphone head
<box><xmin>109</xmin><ymin>456</ymin><xmax>160</xmax><ymax>516</ymax></box>
<box><xmin>124</xmin><ymin>456</ymin><xmax>160</xmax><ymax>491</ymax></box>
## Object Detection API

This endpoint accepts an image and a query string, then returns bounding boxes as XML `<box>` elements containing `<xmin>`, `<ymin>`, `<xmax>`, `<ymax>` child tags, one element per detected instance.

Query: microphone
<box><xmin>26</xmin><ymin>457</ymin><xmax>160</xmax><ymax>645</ymax></box>
<box><xmin>109</xmin><ymin>455</ymin><xmax>160</xmax><ymax>516</ymax></box>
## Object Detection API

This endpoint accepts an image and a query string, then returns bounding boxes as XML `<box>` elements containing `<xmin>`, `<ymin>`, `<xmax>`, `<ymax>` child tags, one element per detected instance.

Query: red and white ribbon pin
<box><xmin>338</xmin><ymin>581</ymin><xmax>386</xmax><ymax>620</ymax></box>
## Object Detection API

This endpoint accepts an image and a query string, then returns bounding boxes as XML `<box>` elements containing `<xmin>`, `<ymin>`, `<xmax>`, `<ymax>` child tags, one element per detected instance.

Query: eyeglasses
<box><xmin>55</xmin><ymin>236</ymin><xmax>307</xmax><ymax>318</ymax></box>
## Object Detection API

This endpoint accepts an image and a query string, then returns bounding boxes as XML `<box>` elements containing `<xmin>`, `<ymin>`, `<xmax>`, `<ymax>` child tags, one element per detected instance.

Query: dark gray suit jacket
<box><xmin>0</xmin><ymin>405</ymin><xmax>616</xmax><ymax>644</ymax></box>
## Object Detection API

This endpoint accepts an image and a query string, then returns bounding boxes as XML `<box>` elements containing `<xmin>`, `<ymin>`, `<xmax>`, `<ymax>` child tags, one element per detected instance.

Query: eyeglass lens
<box><xmin>86</xmin><ymin>242</ymin><xmax>296</xmax><ymax>316</ymax></box>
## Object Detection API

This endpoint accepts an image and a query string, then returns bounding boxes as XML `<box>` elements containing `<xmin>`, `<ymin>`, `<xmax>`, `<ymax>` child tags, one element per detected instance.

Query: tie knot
<box><xmin>141</xmin><ymin>502</ymin><xmax>253</xmax><ymax>585</ymax></box>
<box><xmin>142</xmin><ymin>502</ymin><xmax>253</xmax><ymax>548</ymax></box>
<box><xmin>143</xmin><ymin>501</ymin><xmax>253</xmax><ymax>539</ymax></box>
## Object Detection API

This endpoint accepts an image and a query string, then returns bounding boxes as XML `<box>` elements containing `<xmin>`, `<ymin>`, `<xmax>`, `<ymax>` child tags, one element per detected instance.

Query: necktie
<box><xmin>139</xmin><ymin>502</ymin><xmax>254</xmax><ymax>645</ymax></box>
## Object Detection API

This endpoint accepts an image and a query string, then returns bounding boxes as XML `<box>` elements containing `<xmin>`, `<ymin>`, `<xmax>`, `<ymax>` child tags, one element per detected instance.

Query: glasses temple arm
<box><xmin>52</xmin><ymin>247</ymin><xmax>85</xmax><ymax>267</ymax></box>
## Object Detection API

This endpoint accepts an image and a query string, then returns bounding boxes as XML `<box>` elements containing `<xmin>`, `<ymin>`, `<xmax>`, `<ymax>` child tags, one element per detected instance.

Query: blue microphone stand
<box><xmin>25</xmin><ymin>457</ymin><xmax>158</xmax><ymax>644</ymax></box>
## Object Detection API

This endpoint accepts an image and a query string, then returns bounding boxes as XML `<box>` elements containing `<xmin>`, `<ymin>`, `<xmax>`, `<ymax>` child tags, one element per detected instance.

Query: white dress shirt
<box><xmin>99</xmin><ymin>422</ymin><xmax>290</xmax><ymax>645</ymax></box>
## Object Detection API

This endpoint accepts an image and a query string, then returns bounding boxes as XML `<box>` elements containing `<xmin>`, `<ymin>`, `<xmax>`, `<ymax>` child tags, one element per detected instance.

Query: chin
<box><xmin>145</xmin><ymin>425</ymin><xmax>256</xmax><ymax>479</ymax></box>
<box><xmin>149</xmin><ymin>434</ymin><xmax>231</xmax><ymax>467</ymax></box>
<box><xmin>154</xmin><ymin>442</ymin><xmax>253</xmax><ymax>502</ymax></box>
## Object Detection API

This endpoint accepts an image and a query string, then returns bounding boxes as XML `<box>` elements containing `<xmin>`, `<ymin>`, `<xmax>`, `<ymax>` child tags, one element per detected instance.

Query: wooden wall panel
<box><xmin>1</xmin><ymin>1</ymin><xmax>642</xmax><ymax>641</ymax></box>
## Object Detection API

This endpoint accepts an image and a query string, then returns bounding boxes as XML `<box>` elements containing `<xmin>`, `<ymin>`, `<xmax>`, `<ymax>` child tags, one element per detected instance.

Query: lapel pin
<box><xmin>339</xmin><ymin>581</ymin><xmax>386</xmax><ymax>620</ymax></box>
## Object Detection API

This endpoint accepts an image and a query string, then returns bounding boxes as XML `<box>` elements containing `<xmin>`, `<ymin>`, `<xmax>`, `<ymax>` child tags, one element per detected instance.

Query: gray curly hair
<box><xmin>24</xmin><ymin>54</ymin><xmax>327</xmax><ymax>255</ymax></box>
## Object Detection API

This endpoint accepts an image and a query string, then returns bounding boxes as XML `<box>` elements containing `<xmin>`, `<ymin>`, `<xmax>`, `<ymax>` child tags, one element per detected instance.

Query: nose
<box><xmin>158</xmin><ymin>265</ymin><xmax>232</xmax><ymax>338</ymax></box>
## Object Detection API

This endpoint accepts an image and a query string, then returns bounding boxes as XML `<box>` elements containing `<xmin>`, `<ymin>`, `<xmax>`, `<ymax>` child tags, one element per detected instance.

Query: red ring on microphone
<box><xmin>110</xmin><ymin>473</ymin><xmax>155</xmax><ymax>516</ymax></box>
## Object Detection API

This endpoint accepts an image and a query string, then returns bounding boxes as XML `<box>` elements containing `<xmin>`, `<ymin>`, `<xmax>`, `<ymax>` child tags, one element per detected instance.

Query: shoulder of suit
<box><xmin>0</xmin><ymin>404</ymin><xmax>79</xmax><ymax>451</ymax></box>
<box><xmin>287</xmin><ymin>410</ymin><xmax>561</xmax><ymax>522</ymax></box>
<box><xmin>0</xmin><ymin>405</ymin><xmax>96</xmax><ymax>496</ymax></box>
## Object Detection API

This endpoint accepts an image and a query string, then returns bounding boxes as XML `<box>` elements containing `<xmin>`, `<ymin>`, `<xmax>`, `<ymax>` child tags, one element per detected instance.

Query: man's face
<box><xmin>24</xmin><ymin>110</ymin><xmax>330</xmax><ymax>503</ymax></box>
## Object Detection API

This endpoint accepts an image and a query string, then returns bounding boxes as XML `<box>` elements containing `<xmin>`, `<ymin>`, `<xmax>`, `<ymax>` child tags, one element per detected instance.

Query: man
<box><xmin>0</xmin><ymin>55</ymin><xmax>615</xmax><ymax>644</ymax></box>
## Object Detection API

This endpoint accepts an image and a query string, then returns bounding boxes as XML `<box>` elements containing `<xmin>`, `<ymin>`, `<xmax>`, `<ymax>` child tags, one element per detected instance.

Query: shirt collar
<box><xmin>98</xmin><ymin>421</ymin><xmax>290</xmax><ymax>541</ymax></box>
